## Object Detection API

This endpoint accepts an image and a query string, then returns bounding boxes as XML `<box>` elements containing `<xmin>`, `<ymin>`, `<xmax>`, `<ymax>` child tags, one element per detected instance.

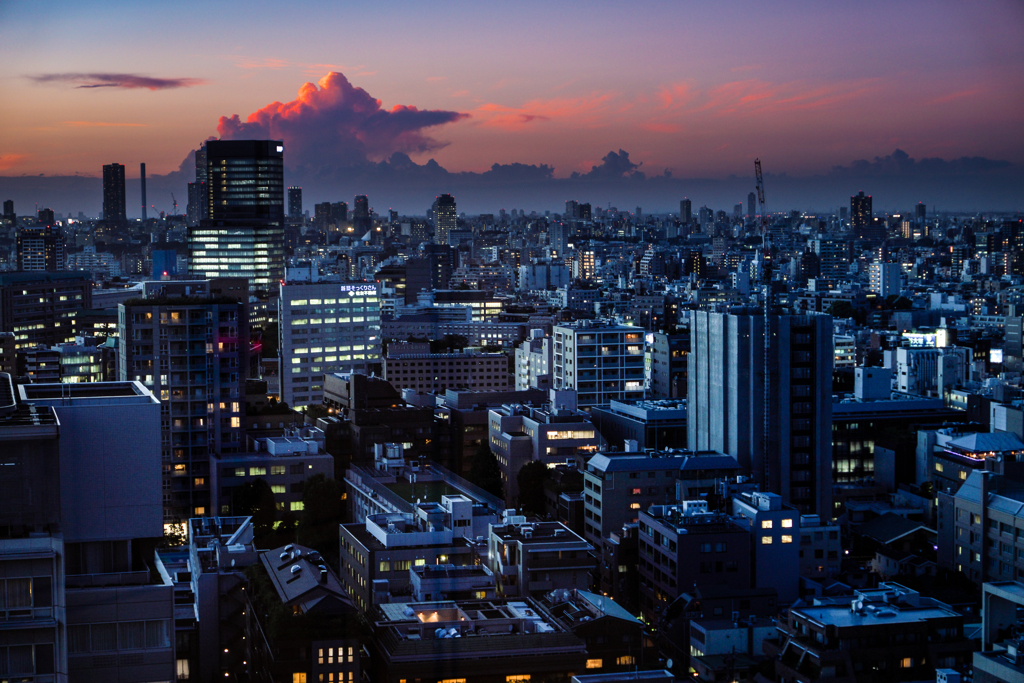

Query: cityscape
<box><xmin>1</xmin><ymin>2</ymin><xmax>1024</xmax><ymax>683</ymax></box>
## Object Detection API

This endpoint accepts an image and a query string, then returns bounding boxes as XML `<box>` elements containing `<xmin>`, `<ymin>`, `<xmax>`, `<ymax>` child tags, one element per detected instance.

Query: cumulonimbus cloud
<box><xmin>216</xmin><ymin>71</ymin><xmax>469</xmax><ymax>168</ymax></box>
<box><xmin>29</xmin><ymin>73</ymin><xmax>206</xmax><ymax>90</ymax></box>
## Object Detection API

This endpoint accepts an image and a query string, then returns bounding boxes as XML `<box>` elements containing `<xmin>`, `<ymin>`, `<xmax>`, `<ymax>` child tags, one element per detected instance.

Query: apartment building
<box><xmin>384</xmin><ymin>342</ymin><xmax>509</xmax><ymax>394</ymax></box>
<box><xmin>553</xmin><ymin>320</ymin><xmax>646</xmax><ymax>409</ymax></box>
<box><xmin>487</xmin><ymin>520</ymin><xmax>594</xmax><ymax>598</ymax></box>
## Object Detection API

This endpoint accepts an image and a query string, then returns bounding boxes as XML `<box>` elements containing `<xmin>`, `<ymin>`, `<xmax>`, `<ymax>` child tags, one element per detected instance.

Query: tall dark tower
<box><xmin>434</xmin><ymin>193</ymin><xmax>457</xmax><ymax>245</ymax></box>
<box><xmin>915</xmin><ymin>202</ymin><xmax>926</xmax><ymax>222</ymax></box>
<box><xmin>140</xmin><ymin>163</ymin><xmax>147</xmax><ymax>221</ymax></box>
<box><xmin>353</xmin><ymin>195</ymin><xmax>370</xmax><ymax>234</ymax></box>
<box><xmin>188</xmin><ymin>140</ymin><xmax>285</xmax><ymax>292</ymax></box>
<box><xmin>680</xmin><ymin>198</ymin><xmax>692</xmax><ymax>224</ymax></box>
<box><xmin>747</xmin><ymin>192</ymin><xmax>756</xmax><ymax>218</ymax></box>
<box><xmin>102</xmin><ymin>163</ymin><xmax>126</xmax><ymax>222</ymax></box>
<box><xmin>850</xmin><ymin>191</ymin><xmax>873</xmax><ymax>239</ymax></box>
<box><xmin>288</xmin><ymin>187</ymin><xmax>303</xmax><ymax>221</ymax></box>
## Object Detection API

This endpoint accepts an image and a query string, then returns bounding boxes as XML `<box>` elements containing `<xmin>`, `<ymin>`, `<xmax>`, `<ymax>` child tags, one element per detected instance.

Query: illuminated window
<box><xmin>194</xmin><ymin>507</ymin><xmax>205</xmax><ymax>515</ymax></box>
<box><xmin>761</xmin><ymin>520</ymin><xmax>773</xmax><ymax>529</ymax></box>
<box><xmin>782</xmin><ymin>535</ymin><xmax>793</xmax><ymax>544</ymax></box>
<box><xmin>900</xmin><ymin>658</ymin><xmax>913</xmax><ymax>668</ymax></box>
<box><xmin>293</xmin><ymin>674</ymin><xmax>307</xmax><ymax>683</ymax></box>
<box><xmin>379</xmin><ymin>561</ymin><xmax>391</xmax><ymax>572</ymax></box>
<box><xmin>616</xmin><ymin>656</ymin><xmax>635</xmax><ymax>665</ymax></box>
<box><xmin>761</xmin><ymin>536</ymin><xmax>773</xmax><ymax>545</ymax></box>
<box><xmin>506</xmin><ymin>677</ymin><xmax>531</xmax><ymax>683</ymax></box>
<box><xmin>271</xmin><ymin>485</ymin><xmax>285</xmax><ymax>494</ymax></box>
<box><xmin>441</xmin><ymin>680</ymin><xmax>466</xmax><ymax>683</ymax></box>
<box><xmin>194</xmin><ymin>478</ymin><xmax>205</xmax><ymax>487</ymax></box>
<box><xmin>250</xmin><ymin>467</ymin><xmax>266</xmax><ymax>476</ymax></box>
<box><xmin>630</xmin><ymin>503</ymin><xmax>641</xmax><ymax>510</ymax></box>
<box><xmin>782</xmin><ymin>519</ymin><xmax>793</xmax><ymax>528</ymax></box>
<box><xmin>586</xmin><ymin>659</ymin><xmax>603</xmax><ymax>669</ymax></box>
<box><xmin>414</xmin><ymin>559</ymin><xmax>426</xmax><ymax>567</ymax></box>
<box><xmin>290</xmin><ymin>501</ymin><xmax>304</xmax><ymax>512</ymax></box>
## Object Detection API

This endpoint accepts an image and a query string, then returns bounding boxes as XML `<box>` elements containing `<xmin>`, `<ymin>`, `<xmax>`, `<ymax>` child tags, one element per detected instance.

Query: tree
<box><xmin>516</xmin><ymin>461</ymin><xmax>549</xmax><ymax>517</ymax></box>
<box><xmin>297</xmin><ymin>474</ymin><xmax>343</xmax><ymax>565</ymax></box>
<box><xmin>232</xmin><ymin>479</ymin><xmax>277</xmax><ymax>540</ymax></box>
<box><xmin>468</xmin><ymin>444</ymin><xmax>504</xmax><ymax>499</ymax></box>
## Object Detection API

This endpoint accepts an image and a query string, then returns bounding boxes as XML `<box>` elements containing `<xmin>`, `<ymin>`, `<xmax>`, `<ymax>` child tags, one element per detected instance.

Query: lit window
<box><xmin>195</xmin><ymin>507</ymin><xmax>205</xmax><ymax>516</ymax></box>
<box><xmin>900</xmin><ymin>658</ymin><xmax>913</xmax><ymax>669</ymax></box>
<box><xmin>616</xmin><ymin>656</ymin><xmax>635</xmax><ymax>665</ymax></box>
<box><xmin>761</xmin><ymin>536</ymin><xmax>773</xmax><ymax>545</ymax></box>
<box><xmin>586</xmin><ymin>659</ymin><xmax>603</xmax><ymax>669</ymax></box>
<box><xmin>630</xmin><ymin>503</ymin><xmax>641</xmax><ymax>510</ymax></box>
<box><xmin>761</xmin><ymin>520</ymin><xmax>773</xmax><ymax>529</ymax></box>
<box><xmin>414</xmin><ymin>559</ymin><xmax>426</xmax><ymax>566</ymax></box>
<box><xmin>290</xmin><ymin>501</ymin><xmax>304</xmax><ymax>512</ymax></box>
<box><xmin>782</xmin><ymin>535</ymin><xmax>793</xmax><ymax>544</ymax></box>
<box><xmin>506</xmin><ymin>677</ymin><xmax>531</xmax><ymax>683</ymax></box>
<box><xmin>293</xmin><ymin>674</ymin><xmax>307</xmax><ymax>683</ymax></box>
<box><xmin>781</xmin><ymin>519</ymin><xmax>793</xmax><ymax>528</ymax></box>
<box><xmin>271</xmin><ymin>485</ymin><xmax>285</xmax><ymax>494</ymax></box>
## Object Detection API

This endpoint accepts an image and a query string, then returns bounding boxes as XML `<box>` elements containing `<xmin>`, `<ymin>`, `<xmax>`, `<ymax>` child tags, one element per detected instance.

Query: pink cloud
<box><xmin>29</xmin><ymin>73</ymin><xmax>206</xmax><ymax>90</ymax></box>
<box><xmin>216</xmin><ymin>71</ymin><xmax>469</xmax><ymax>166</ymax></box>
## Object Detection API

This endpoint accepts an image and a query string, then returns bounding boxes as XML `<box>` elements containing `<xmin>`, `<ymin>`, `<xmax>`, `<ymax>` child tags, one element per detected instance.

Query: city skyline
<box><xmin>1</xmin><ymin>0</ymin><xmax>1023</xmax><ymax>213</ymax></box>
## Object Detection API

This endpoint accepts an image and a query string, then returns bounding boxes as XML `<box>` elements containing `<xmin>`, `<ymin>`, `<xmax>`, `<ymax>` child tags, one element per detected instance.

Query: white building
<box><xmin>279</xmin><ymin>280</ymin><xmax>381</xmax><ymax>408</ymax></box>
<box><xmin>514</xmin><ymin>330</ymin><xmax>553</xmax><ymax>390</ymax></box>
<box><xmin>834</xmin><ymin>334</ymin><xmax>856</xmax><ymax>369</ymax></box>
<box><xmin>553</xmin><ymin>320</ymin><xmax>645</xmax><ymax>409</ymax></box>
<box><xmin>869</xmin><ymin>262</ymin><xmax>902</xmax><ymax>298</ymax></box>
<box><xmin>895</xmin><ymin>346</ymin><xmax>970</xmax><ymax>396</ymax></box>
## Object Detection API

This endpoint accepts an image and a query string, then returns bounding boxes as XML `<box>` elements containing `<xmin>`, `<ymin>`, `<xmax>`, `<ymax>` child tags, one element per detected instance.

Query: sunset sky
<box><xmin>2</xmin><ymin>0</ymin><xmax>1023</xmax><ymax>212</ymax></box>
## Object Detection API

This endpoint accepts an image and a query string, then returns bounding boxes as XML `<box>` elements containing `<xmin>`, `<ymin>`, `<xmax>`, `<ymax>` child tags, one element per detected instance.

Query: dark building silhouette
<box><xmin>188</xmin><ymin>140</ymin><xmax>286</xmax><ymax>291</ymax></box>
<box><xmin>287</xmin><ymin>186</ymin><xmax>303</xmax><ymax>221</ymax></box>
<box><xmin>102</xmin><ymin>163</ymin><xmax>126</xmax><ymax>222</ymax></box>
<box><xmin>434</xmin><ymin>193</ymin><xmax>457</xmax><ymax>245</ymax></box>
<box><xmin>331</xmin><ymin>201</ymin><xmax>348</xmax><ymax>224</ymax></box>
<box><xmin>916</xmin><ymin>201</ymin><xmax>926</xmax><ymax>222</ymax></box>
<box><xmin>748</xmin><ymin>191</ymin><xmax>756</xmax><ymax>217</ymax></box>
<box><xmin>37</xmin><ymin>208</ymin><xmax>55</xmax><ymax>225</ymax></box>
<box><xmin>140</xmin><ymin>162</ymin><xmax>147</xmax><ymax>221</ymax></box>
<box><xmin>680</xmin><ymin>198</ymin><xmax>692</xmax><ymax>223</ymax></box>
<box><xmin>3</xmin><ymin>199</ymin><xmax>14</xmax><ymax>223</ymax></box>
<box><xmin>0</xmin><ymin>271</ymin><xmax>92</xmax><ymax>349</ymax></box>
<box><xmin>850</xmin><ymin>191</ymin><xmax>874</xmax><ymax>240</ymax></box>
<box><xmin>353</xmin><ymin>194</ymin><xmax>370</xmax><ymax>234</ymax></box>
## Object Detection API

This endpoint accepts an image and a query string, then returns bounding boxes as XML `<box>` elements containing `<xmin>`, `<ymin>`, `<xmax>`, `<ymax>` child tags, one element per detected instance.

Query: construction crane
<box><xmin>754</xmin><ymin>158</ymin><xmax>772</xmax><ymax>492</ymax></box>
<box><xmin>171</xmin><ymin>193</ymin><xmax>178</xmax><ymax>215</ymax></box>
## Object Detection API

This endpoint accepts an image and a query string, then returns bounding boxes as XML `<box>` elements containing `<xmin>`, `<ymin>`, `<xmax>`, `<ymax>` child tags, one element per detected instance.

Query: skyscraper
<box><xmin>916</xmin><ymin>202</ymin><xmax>926</xmax><ymax>222</ymax></box>
<box><xmin>353</xmin><ymin>194</ymin><xmax>370</xmax><ymax>234</ymax></box>
<box><xmin>680</xmin><ymin>198</ymin><xmax>692</xmax><ymax>223</ymax></box>
<box><xmin>2</xmin><ymin>199</ymin><xmax>14</xmax><ymax>224</ymax></box>
<box><xmin>434</xmin><ymin>193</ymin><xmax>457</xmax><ymax>245</ymax></box>
<box><xmin>102</xmin><ymin>163</ymin><xmax>126</xmax><ymax>222</ymax></box>
<box><xmin>688</xmin><ymin>310</ymin><xmax>833</xmax><ymax>516</ymax></box>
<box><xmin>747</xmin><ymin>192</ymin><xmax>757</xmax><ymax>218</ymax></box>
<box><xmin>288</xmin><ymin>186</ymin><xmax>303</xmax><ymax>221</ymax></box>
<box><xmin>187</xmin><ymin>140</ymin><xmax>286</xmax><ymax>292</ymax></box>
<box><xmin>850</xmin><ymin>191</ymin><xmax>873</xmax><ymax>239</ymax></box>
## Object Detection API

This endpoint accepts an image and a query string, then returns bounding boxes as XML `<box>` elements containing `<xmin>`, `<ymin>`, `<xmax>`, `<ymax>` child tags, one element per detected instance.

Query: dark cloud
<box><xmin>829</xmin><ymin>148</ymin><xmax>1014</xmax><ymax>178</ymax></box>
<box><xmin>216</xmin><ymin>72</ymin><xmax>469</xmax><ymax>171</ymax></box>
<box><xmin>29</xmin><ymin>73</ymin><xmax>207</xmax><ymax>90</ymax></box>
<box><xmin>570</xmin><ymin>150</ymin><xmax>645</xmax><ymax>181</ymax></box>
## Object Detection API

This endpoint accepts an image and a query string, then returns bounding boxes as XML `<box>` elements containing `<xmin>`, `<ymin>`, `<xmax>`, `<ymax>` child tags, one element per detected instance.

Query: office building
<box><xmin>384</xmin><ymin>342</ymin><xmax>509</xmax><ymax>394</ymax></box>
<box><xmin>648</xmin><ymin>330</ymin><xmax>688</xmax><ymax>399</ymax></box>
<box><xmin>680</xmin><ymin>198</ymin><xmax>692</xmax><ymax>224</ymax></box>
<box><xmin>3</xmin><ymin>198</ymin><xmax>15</xmax><ymax>224</ymax></box>
<box><xmin>869</xmin><ymin>262</ymin><xmax>902</xmax><ymax>298</ymax></box>
<box><xmin>188</xmin><ymin>140</ymin><xmax>285</xmax><ymax>292</ymax></box>
<box><xmin>287</xmin><ymin>186</ymin><xmax>303</xmax><ymax>221</ymax></box>
<box><xmin>352</xmin><ymin>194</ymin><xmax>370</xmax><ymax>234</ymax></box>
<box><xmin>688</xmin><ymin>310</ymin><xmax>833</xmax><ymax>516</ymax></box>
<box><xmin>118</xmin><ymin>295</ymin><xmax>249</xmax><ymax>522</ymax></box>
<box><xmin>404</xmin><ymin>244</ymin><xmax>456</xmax><ymax>303</ymax></box>
<box><xmin>850</xmin><ymin>190</ymin><xmax>874</xmax><ymax>240</ymax></box>
<box><xmin>102</xmin><ymin>162</ymin><xmax>126</xmax><ymax>223</ymax></box>
<box><xmin>279</xmin><ymin>281</ymin><xmax>381</xmax><ymax>408</ymax></box>
<box><xmin>17</xmin><ymin>224</ymin><xmax>64</xmax><ymax>271</ymax></box>
<box><xmin>487</xmin><ymin>520</ymin><xmax>594</xmax><ymax>598</ymax></box>
<box><xmin>798</xmin><ymin>514</ymin><xmax>843</xmax><ymax>579</ymax></box>
<box><xmin>764</xmin><ymin>583</ymin><xmax>973</xmax><ymax>681</ymax></box>
<box><xmin>552</xmin><ymin>320</ymin><xmax>646</xmax><ymax>409</ymax></box>
<box><xmin>0</xmin><ymin>271</ymin><xmax>92</xmax><ymax>349</ymax></box>
<box><xmin>434</xmin><ymin>193</ymin><xmax>457</xmax><ymax>245</ymax></box>
<box><xmin>747</xmin><ymin>192</ymin><xmax>756</xmax><ymax>217</ymax></box>
<box><xmin>895</xmin><ymin>346</ymin><xmax>970</xmax><ymax>397</ymax></box>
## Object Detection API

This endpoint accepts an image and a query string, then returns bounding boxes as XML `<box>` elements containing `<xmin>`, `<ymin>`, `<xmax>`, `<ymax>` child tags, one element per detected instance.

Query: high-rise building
<box><xmin>141</xmin><ymin>161</ymin><xmax>149</xmax><ymax>220</ymax></box>
<box><xmin>915</xmin><ymin>201</ymin><xmax>926</xmax><ymax>222</ymax></box>
<box><xmin>688</xmin><ymin>310</ymin><xmax>833</xmax><ymax>516</ymax></box>
<box><xmin>118</xmin><ymin>294</ymin><xmax>249</xmax><ymax>522</ymax></box>
<box><xmin>747</xmin><ymin>192</ymin><xmax>756</xmax><ymax>217</ymax></box>
<box><xmin>17</xmin><ymin>225</ymin><xmax>64</xmax><ymax>271</ymax></box>
<box><xmin>353</xmin><ymin>194</ymin><xmax>370</xmax><ymax>234</ymax></box>
<box><xmin>37</xmin><ymin>208</ymin><xmax>55</xmax><ymax>225</ymax></box>
<box><xmin>287</xmin><ymin>186</ymin><xmax>303</xmax><ymax>221</ymax></box>
<box><xmin>680</xmin><ymin>198</ymin><xmax>692</xmax><ymax>223</ymax></box>
<box><xmin>188</xmin><ymin>140</ymin><xmax>285</xmax><ymax>292</ymax></box>
<box><xmin>850</xmin><ymin>191</ymin><xmax>873</xmax><ymax>240</ymax></box>
<box><xmin>2</xmin><ymin>199</ymin><xmax>14</xmax><ymax>224</ymax></box>
<box><xmin>434</xmin><ymin>193</ymin><xmax>457</xmax><ymax>246</ymax></box>
<box><xmin>698</xmin><ymin>206</ymin><xmax>713</xmax><ymax>232</ymax></box>
<box><xmin>102</xmin><ymin>162</ymin><xmax>126</xmax><ymax>222</ymax></box>
<box><xmin>186</xmin><ymin>144</ymin><xmax>209</xmax><ymax>227</ymax></box>
<box><xmin>331</xmin><ymin>201</ymin><xmax>348</xmax><ymax>225</ymax></box>
<box><xmin>279</xmin><ymin>280</ymin><xmax>382</xmax><ymax>409</ymax></box>
<box><xmin>314</xmin><ymin>201</ymin><xmax>332</xmax><ymax>230</ymax></box>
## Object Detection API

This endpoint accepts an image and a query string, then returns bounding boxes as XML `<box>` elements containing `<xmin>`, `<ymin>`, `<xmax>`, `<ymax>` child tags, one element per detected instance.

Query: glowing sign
<box><xmin>991</xmin><ymin>349</ymin><xmax>1004</xmax><ymax>364</ymax></box>
<box><xmin>339</xmin><ymin>284</ymin><xmax>376</xmax><ymax>293</ymax></box>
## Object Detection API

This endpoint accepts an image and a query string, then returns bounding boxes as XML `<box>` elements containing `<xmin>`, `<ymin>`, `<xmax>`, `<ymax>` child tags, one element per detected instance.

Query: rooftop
<box><xmin>20</xmin><ymin>381</ymin><xmax>155</xmax><ymax>403</ymax></box>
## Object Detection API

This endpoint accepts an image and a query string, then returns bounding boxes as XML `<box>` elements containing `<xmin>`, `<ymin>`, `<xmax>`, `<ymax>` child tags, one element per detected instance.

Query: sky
<box><xmin>1</xmin><ymin>0</ymin><xmax>1023</xmax><ymax>214</ymax></box>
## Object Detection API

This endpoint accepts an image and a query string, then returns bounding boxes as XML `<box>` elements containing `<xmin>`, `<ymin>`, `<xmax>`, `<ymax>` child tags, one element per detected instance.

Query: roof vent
<box><xmin>290</xmin><ymin>565</ymin><xmax>302</xmax><ymax>574</ymax></box>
